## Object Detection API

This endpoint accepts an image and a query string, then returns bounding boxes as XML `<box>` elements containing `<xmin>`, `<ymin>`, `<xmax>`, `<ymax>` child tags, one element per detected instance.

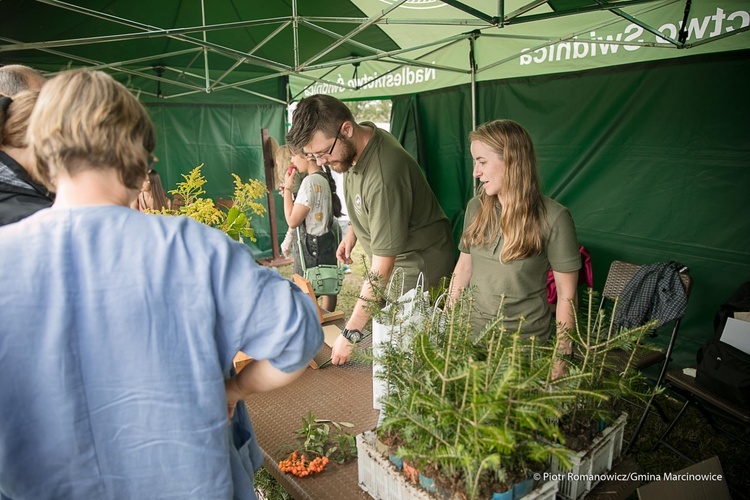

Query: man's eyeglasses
<box><xmin>305</xmin><ymin>124</ymin><xmax>342</xmax><ymax>160</ymax></box>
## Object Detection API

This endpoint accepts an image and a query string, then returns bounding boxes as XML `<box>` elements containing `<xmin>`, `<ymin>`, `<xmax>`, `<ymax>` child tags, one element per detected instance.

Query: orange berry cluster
<box><xmin>278</xmin><ymin>451</ymin><xmax>329</xmax><ymax>477</ymax></box>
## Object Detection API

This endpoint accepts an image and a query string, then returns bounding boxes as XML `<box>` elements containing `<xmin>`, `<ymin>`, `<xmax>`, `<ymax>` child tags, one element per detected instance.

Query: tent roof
<box><xmin>2</xmin><ymin>0</ymin><xmax>748</xmax><ymax>103</ymax></box>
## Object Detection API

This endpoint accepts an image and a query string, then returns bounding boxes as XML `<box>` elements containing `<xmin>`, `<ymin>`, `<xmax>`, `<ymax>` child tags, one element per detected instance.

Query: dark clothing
<box><xmin>615</xmin><ymin>261</ymin><xmax>688</xmax><ymax>329</ymax></box>
<box><xmin>0</xmin><ymin>150</ymin><xmax>54</xmax><ymax>227</ymax></box>
<box><xmin>292</xmin><ymin>221</ymin><xmax>339</xmax><ymax>276</ymax></box>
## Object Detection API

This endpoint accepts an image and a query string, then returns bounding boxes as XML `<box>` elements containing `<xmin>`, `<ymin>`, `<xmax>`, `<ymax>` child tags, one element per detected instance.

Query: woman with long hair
<box><xmin>132</xmin><ymin>166</ymin><xmax>170</xmax><ymax>211</ymax></box>
<box><xmin>0</xmin><ymin>90</ymin><xmax>54</xmax><ymax>226</ymax></box>
<box><xmin>283</xmin><ymin>149</ymin><xmax>343</xmax><ymax>312</ymax></box>
<box><xmin>451</xmin><ymin>120</ymin><xmax>581</xmax><ymax>376</ymax></box>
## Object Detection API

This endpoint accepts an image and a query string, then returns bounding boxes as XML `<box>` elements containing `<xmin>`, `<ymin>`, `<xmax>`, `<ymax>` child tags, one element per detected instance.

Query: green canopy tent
<box><xmin>2</xmin><ymin>0</ymin><xmax>748</xmax><ymax>364</ymax></box>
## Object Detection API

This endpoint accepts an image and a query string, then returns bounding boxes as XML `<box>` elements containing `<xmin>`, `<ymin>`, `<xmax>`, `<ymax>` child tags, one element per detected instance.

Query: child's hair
<box><xmin>274</xmin><ymin>145</ymin><xmax>292</xmax><ymax>188</ymax></box>
<box><xmin>321</xmin><ymin>166</ymin><xmax>343</xmax><ymax>218</ymax></box>
<box><xmin>147</xmin><ymin>168</ymin><xmax>170</xmax><ymax>211</ymax></box>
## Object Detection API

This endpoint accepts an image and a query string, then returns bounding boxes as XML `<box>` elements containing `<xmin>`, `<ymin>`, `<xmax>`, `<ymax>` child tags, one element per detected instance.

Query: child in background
<box><xmin>283</xmin><ymin>150</ymin><xmax>343</xmax><ymax>312</ymax></box>
<box><xmin>274</xmin><ymin>145</ymin><xmax>306</xmax><ymax>257</ymax></box>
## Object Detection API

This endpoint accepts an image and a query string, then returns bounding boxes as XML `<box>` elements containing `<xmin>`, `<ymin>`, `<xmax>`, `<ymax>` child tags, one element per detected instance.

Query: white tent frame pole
<box><xmin>209</xmin><ymin>22</ymin><xmax>291</xmax><ymax>92</ymax></box>
<box><xmin>293</xmin><ymin>0</ymin><xmax>300</xmax><ymax>69</ymax></box>
<box><xmin>32</xmin><ymin>0</ymin><xmax>291</xmax><ymax>73</ymax></box>
<box><xmin>304</xmin><ymin>32</ymin><xmax>473</xmax><ymax>72</ymax></box>
<box><xmin>303</xmin><ymin>16</ymin><xmax>490</xmax><ymax>26</ymax></box>
<box><xmin>200</xmin><ymin>0</ymin><xmax>210</xmax><ymax>91</ymax></box>
<box><xmin>300</xmin><ymin>19</ymin><xmax>468</xmax><ymax>73</ymax></box>
<box><xmin>300</xmin><ymin>0</ymin><xmax>409</xmax><ymax>69</ymax></box>
<box><xmin>82</xmin><ymin>48</ymin><xmax>202</xmax><ymax>72</ymax></box>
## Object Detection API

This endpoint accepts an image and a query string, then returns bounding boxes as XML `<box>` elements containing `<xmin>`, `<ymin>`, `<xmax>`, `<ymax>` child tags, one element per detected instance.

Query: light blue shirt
<box><xmin>0</xmin><ymin>206</ymin><xmax>323</xmax><ymax>499</ymax></box>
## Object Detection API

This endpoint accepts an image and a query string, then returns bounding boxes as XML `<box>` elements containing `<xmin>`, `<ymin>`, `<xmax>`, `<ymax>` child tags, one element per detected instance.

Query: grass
<box><xmin>622</xmin><ymin>391</ymin><xmax>750</xmax><ymax>499</ymax></box>
<box><xmin>255</xmin><ymin>251</ymin><xmax>750</xmax><ymax>499</ymax></box>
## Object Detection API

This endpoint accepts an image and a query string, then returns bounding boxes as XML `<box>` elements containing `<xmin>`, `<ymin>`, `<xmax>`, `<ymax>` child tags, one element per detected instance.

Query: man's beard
<box><xmin>325</xmin><ymin>136</ymin><xmax>357</xmax><ymax>174</ymax></box>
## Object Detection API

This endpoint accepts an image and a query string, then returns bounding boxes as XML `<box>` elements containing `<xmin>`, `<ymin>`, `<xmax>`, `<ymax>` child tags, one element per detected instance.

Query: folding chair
<box><xmin>652</xmin><ymin>367</ymin><xmax>750</xmax><ymax>462</ymax></box>
<box><xmin>593</xmin><ymin>261</ymin><xmax>693</xmax><ymax>454</ymax></box>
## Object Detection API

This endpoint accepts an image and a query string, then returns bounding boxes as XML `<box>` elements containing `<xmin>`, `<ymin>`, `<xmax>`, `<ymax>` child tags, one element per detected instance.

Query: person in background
<box><xmin>0</xmin><ymin>90</ymin><xmax>54</xmax><ymax>226</ymax></box>
<box><xmin>286</xmin><ymin>94</ymin><xmax>455</xmax><ymax>366</ymax></box>
<box><xmin>0</xmin><ymin>64</ymin><xmax>46</xmax><ymax>96</ymax></box>
<box><xmin>0</xmin><ymin>69</ymin><xmax>323</xmax><ymax>499</ymax></box>
<box><xmin>450</xmin><ymin>119</ymin><xmax>581</xmax><ymax>379</ymax></box>
<box><xmin>283</xmin><ymin>148</ymin><xmax>342</xmax><ymax>312</ymax></box>
<box><xmin>274</xmin><ymin>144</ymin><xmax>306</xmax><ymax>257</ymax></box>
<box><xmin>131</xmin><ymin>166</ymin><xmax>171</xmax><ymax>212</ymax></box>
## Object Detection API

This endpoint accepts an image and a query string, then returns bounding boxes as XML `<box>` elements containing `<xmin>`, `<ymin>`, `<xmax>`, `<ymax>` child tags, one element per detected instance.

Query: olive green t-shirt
<box><xmin>345</xmin><ymin>123</ymin><xmax>454</xmax><ymax>290</ymax></box>
<box><xmin>458</xmin><ymin>196</ymin><xmax>581</xmax><ymax>341</ymax></box>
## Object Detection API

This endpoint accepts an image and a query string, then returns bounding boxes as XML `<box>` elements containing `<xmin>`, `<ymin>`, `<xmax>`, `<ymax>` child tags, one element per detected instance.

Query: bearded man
<box><xmin>286</xmin><ymin>94</ymin><xmax>454</xmax><ymax>366</ymax></box>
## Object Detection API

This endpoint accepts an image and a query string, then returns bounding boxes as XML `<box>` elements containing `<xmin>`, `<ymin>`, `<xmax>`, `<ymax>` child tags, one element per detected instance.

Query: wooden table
<box><xmin>245</xmin><ymin>323</ymin><xmax>378</xmax><ymax>500</ymax></box>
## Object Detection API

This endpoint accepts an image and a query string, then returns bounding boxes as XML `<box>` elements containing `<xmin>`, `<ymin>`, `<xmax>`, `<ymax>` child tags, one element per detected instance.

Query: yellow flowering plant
<box><xmin>154</xmin><ymin>164</ymin><xmax>267</xmax><ymax>243</ymax></box>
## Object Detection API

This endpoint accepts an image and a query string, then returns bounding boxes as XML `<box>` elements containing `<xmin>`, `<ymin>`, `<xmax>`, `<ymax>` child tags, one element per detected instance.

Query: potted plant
<box><xmin>151</xmin><ymin>164</ymin><xmax>267</xmax><ymax>243</ymax></box>
<box><xmin>548</xmin><ymin>289</ymin><xmax>658</xmax><ymax>499</ymax></box>
<box><xmin>362</xmin><ymin>286</ymin><xmax>573</xmax><ymax>499</ymax></box>
<box><xmin>358</xmin><ymin>283</ymin><xmax>658</xmax><ymax>500</ymax></box>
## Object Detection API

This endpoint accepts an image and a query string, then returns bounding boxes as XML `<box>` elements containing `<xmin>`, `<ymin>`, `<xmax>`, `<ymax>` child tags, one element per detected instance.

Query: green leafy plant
<box><xmin>154</xmin><ymin>164</ymin><xmax>267</xmax><ymax>243</ymax></box>
<box><xmin>290</xmin><ymin>410</ymin><xmax>357</xmax><ymax>464</ymax></box>
<box><xmin>371</xmin><ymin>282</ymin><xmax>660</xmax><ymax>499</ymax></box>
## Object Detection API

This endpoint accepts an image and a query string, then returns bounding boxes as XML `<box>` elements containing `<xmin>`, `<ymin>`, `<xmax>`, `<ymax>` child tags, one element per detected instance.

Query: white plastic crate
<box><xmin>549</xmin><ymin>413</ymin><xmax>628</xmax><ymax>500</ymax></box>
<box><xmin>357</xmin><ymin>431</ymin><xmax>559</xmax><ymax>500</ymax></box>
<box><xmin>357</xmin><ymin>431</ymin><xmax>432</xmax><ymax>500</ymax></box>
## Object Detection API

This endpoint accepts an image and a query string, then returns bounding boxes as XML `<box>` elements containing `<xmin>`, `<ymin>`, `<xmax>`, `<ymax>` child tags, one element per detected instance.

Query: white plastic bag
<box><xmin>372</xmin><ymin>270</ymin><xmax>430</xmax><ymax>410</ymax></box>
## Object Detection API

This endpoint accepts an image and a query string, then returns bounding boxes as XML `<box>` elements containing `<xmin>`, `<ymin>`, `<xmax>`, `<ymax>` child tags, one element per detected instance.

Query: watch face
<box><xmin>345</xmin><ymin>329</ymin><xmax>362</xmax><ymax>343</ymax></box>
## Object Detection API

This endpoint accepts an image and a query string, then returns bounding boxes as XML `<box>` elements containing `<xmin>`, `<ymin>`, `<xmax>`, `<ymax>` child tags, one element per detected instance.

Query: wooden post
<box><xmin>261</xmin><ymin>129</ymin><xmax>282</xmax><ymax>261</ymax></box>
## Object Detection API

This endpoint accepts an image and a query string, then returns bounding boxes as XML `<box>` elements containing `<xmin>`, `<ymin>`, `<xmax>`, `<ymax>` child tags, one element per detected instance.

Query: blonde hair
<box><xmin>27</xmin><ymin>70</ymin><xmax>155</xmax><ymax>191</ymax></box>
<box><xmin>462</xmin><ymin>120</ymin><xmax>546</xmax><ymax>263</ymax></box>
<box><xmin>0</xmin><ymin>90</ymin><xmax>39</xmax><ymax>149</ymax></box>
<box><xmin>274</xmin><ymin>144</ymin><xmax>292</xmax><ymax>188</ymax></box>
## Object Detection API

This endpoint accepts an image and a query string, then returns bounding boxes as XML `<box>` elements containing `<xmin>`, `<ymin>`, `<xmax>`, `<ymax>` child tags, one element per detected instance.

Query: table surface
<box><xmin>245</xmin><ymin>322</ymin><xmax>378</xmax><ymax>500</ymax></box>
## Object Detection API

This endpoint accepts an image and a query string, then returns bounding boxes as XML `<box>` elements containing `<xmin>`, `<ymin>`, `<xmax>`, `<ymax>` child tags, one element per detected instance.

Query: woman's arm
<box><xmin>225</xmin><ymin>360</ymin><xmax>306</xmax><ymax>419</ymax></box>
<box><xmin>551</xmin><ymin>270</ymin><xmax>578</xmax><ymax>380</ymax></box>
<box><xmin>450</xmin><ymin>252</ymin><xmax>473</xmax><ymax>301</ymax></box>
<box><xmin>282</xmin><ymin>169</ymin><xmax>310</xmax><ymax>228</ymax></box>
<box><xmin>553</xmin><ymin>270</ymin><xmax>579</xmax><ymax>351</ymax></box>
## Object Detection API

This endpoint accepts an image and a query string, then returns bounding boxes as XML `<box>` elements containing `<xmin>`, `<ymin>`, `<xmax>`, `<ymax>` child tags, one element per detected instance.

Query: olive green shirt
<box><xmin>459</xmin><ymin>196</ymin><xmax>581</xmax><ymax>341</ymax></box>
<box><xmin>345</xmin><ymin>123</ymin><xmax>454</xmax><ymax>290</ymax></box>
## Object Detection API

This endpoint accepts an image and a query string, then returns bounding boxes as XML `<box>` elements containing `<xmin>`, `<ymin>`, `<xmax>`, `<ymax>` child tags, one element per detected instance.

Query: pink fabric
<box><xmin>547</xmin><ymin>245</ymin><xmax>593</xmax><ymax>304</ymax></box>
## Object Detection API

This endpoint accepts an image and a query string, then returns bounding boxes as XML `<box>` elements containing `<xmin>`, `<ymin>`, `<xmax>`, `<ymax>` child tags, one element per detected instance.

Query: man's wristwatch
<box><xmin>342</xmin><ymin>328</ymin><xmax>363</xmax><ymax>344</ymax></box>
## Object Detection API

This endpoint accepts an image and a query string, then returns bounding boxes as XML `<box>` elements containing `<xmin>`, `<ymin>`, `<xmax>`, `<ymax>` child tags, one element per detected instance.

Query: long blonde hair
<box><xmin>462</xmin><ymin>120</ymin><xmax>546</xmax><ymax>263</ymax></box>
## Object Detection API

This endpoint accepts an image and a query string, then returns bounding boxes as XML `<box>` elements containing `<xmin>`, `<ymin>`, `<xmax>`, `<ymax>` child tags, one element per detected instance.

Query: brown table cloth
<box><xmin>245</xmin><ymin>325</ymin><xmax>378</xmax><ymax>500</ymax></box>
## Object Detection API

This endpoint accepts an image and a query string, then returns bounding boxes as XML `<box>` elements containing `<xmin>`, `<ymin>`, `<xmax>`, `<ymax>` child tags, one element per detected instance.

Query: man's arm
<box><xmin>330</xmin><ymin>254</ymin><xmax>396</xmax><ymax>365</ymax></box>
<box><xmin>336</xmin><ymin>225</ymin><xmax>357</xmax><ymax>265</ymax></box>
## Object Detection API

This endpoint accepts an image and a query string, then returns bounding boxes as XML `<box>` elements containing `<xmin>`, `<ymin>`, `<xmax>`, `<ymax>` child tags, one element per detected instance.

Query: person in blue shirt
<box><xmin>0</xmin><ymin>69</ymin><xmax>323</xmax><ymax>499</ymax></box>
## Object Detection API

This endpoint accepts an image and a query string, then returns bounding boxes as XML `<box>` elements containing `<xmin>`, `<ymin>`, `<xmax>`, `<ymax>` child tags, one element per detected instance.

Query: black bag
<box><xmin>696</xmin><ymin>339</ymin><xmax>750</xmax><ymax>407</ymax></box>
<box><xmin>696</xmin><ymin>281</ymin><xmax>750</xmax><ymax>407</ymax></box>
<box><xmin>713</xmin><ymin>281</ymin><xmax>750</xmax><ymax>337</ymax></box>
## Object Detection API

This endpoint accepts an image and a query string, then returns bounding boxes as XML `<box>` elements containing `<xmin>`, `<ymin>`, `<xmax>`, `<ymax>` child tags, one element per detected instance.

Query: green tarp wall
<box><xmin>391</xmin><ymin>50</ymin><xmax>750</xmax><ymax>366</ymax></box>
<box><xmin>145</xmin><ymin>102</ymin><xmax>286</xmax><ymax>259</ymax></box>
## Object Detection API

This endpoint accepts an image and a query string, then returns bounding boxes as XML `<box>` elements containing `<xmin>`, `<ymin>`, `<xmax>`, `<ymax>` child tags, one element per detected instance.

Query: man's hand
<box><xmin>331</xmin><ymin>334</ymin><xmax>354</xmax><ymax>365</ymax></box>
<box><xmin>336</xmin><ymin>228</ymin><xmax>356</xmax><ymax>265</ymax></box>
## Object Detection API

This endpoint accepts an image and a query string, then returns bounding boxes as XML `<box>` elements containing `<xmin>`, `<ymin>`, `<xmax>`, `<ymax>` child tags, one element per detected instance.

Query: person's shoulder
<box><xmin>542</xmin><ymin>196</ymin><xmax>573</xmax><ymax>224</ymax></box>
<box><xmin>465</xmin><ymin>195</ymin><xmax>482</xmax><ymax>214</ymax></box>
<box><xmin>542</xmin><ymin>196</ymin><xmax>569</xmax><ymax>214</ymax></box>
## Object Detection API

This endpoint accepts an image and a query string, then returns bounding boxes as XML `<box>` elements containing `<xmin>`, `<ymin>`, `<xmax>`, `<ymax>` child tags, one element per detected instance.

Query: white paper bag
<box><xmin>372</xmin><ymin>270</ymin><xmax>430</xmax><ymax>410</ymax></box>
